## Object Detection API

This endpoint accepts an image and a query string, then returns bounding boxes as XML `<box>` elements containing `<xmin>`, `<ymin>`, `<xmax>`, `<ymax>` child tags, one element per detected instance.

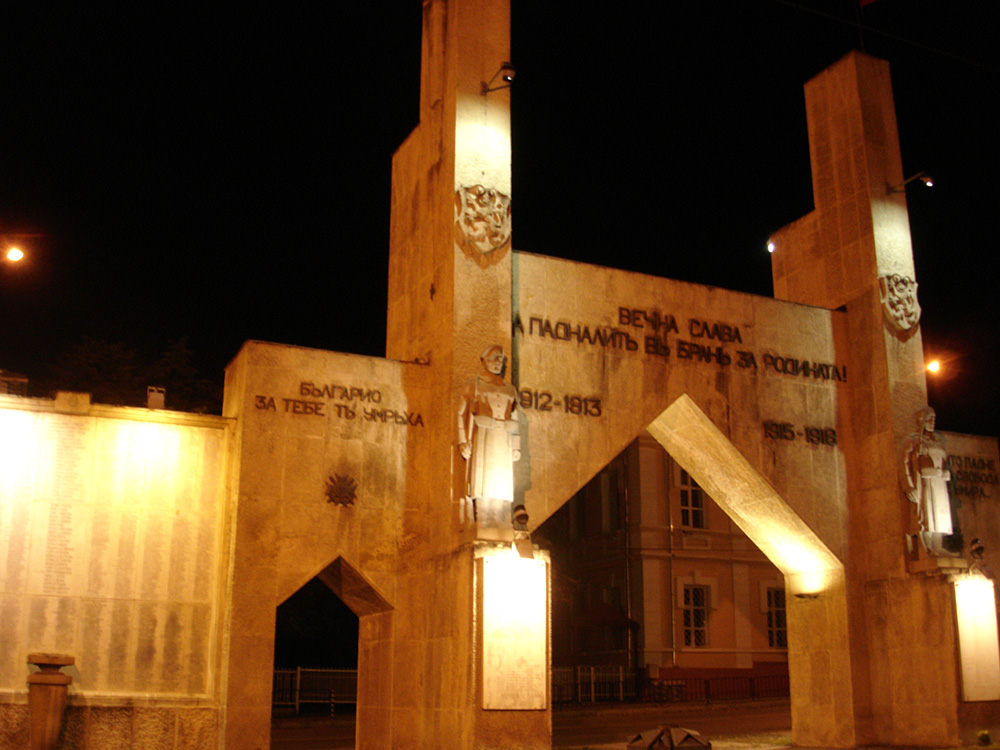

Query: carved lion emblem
<box><xmin>454</xmin><ymin>185</ymin><xmax>511</xmax><ymax>261</ymax></box>
<box><xmin>878</xmin><ymin>274</ymin><xmax>921</xmax><ymax>332</ymax></box>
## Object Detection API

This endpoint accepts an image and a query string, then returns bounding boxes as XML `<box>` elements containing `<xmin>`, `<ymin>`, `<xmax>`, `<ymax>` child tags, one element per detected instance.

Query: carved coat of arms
<box><xmin>454</xmin><ymin>185</ymin><xmax>512</xmax><ymax>263</ymax></box>
<box><xmin>878</xmin><ymin>274</ymin><xmax>921</xmax><ymax>333</ymax></box>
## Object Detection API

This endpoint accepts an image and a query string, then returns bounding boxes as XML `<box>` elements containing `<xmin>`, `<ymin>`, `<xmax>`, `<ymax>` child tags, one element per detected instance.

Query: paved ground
<box><xmin>271</xmin><ymin>699</ymin><xmax>794</xmax><ymax>749</ymax></box>
<box><xmin>272</xmin><ymin>700</ymin><xmax>999</xmax><ymax>749</ymax></box>
<box><xmin>552</xmin><ymin>699</ymin><xmax>792</xmax><ymax>749</ymax></box>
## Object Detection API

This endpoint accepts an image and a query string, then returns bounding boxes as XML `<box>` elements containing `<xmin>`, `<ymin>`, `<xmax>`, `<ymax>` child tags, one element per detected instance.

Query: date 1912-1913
<box><xmin>519</xmin><ymin>389</ymin><xmax>602</xmax><ymax>417</ymax></box>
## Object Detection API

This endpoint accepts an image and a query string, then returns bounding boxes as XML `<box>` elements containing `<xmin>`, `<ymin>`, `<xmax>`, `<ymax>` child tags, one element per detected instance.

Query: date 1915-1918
<box><xmin>763</xmin><ymin>420</ymin><xmax>837</xmax><ymax>446</ymax></box>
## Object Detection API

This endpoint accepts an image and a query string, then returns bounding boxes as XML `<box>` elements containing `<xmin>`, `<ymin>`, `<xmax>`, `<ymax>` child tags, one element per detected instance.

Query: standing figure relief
<box><xmin>457</xmin><ymin>345</ymin><xmax>520</xmax><ymax>528</ymax></box>
<box><xmin>901</xmin><ymin>406</ymin><xmax>956</xmax><ymax>555</ymax></box>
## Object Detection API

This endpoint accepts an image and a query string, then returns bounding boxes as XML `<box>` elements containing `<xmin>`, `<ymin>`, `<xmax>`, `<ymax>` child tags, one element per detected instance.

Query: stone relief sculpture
<box><xmin>454</xmin><ymin>185</ymin><xmax>512</xmax><ymax>261</ymax></box>
<box><xmin>458</xmin><ymin>345</ymin><xmax>520</xmax><ymax>527</ymax></box>
<box><xmin>325</xmin><ymin>473</ymin><xmax>357</xmax><ymax>506</ymax></box>
<box><xmin>901</xmin><ymin>406</ymin><xmax>955</xmax><ymax>555</ymax></box>
<box><xmin>879</xmin><ymin>273</ymin><xmax>921</xmax><ymax>333</ymax></box>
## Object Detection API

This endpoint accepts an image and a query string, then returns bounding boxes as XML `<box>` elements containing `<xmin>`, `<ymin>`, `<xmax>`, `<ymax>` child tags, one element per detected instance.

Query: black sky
<box><xmin>1</xmin><ymin>1</ymin><xmax>996</xmax><ymax>435</ymax></box>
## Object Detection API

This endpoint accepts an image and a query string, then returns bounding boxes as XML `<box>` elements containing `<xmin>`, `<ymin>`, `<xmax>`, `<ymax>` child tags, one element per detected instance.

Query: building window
<box><xmin>679</xmin><ymin>469</ymin><xmax>705</xmax><ymax>528</ymax></box>
<box><xmin>682</xmin><ymin>585</ymin><xmax>709</xmax><ymax>647</ymax></box>
<box><xmin>766</xmin><ymin>587</ymin><xmax>787</xmax><ymax>648</ymax></box>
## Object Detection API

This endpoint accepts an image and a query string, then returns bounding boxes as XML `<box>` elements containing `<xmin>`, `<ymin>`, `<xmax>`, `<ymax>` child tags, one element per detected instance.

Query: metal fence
<box><xmin>569</xmin><ymin>666</ymin><xmax>642</xmax><ymax>702</ymax></box>
<box><xmin>554</xmin><ymin>667</ymin><xmax>788</xmax><ymax>704</ymax></box>
<box><xmin>273</xmin><ymin>668</ymin><xmax>788</xmax><ymax>710</ymax></box>
<box><xmin>643</xmin><ymin>674</ymin><xmax>789</xmax><ymax>703</ymax></box>
<box><xmin>273</xmin><ymin>668</ymin><xmax>359</xmax><ymax>714</ymax></box>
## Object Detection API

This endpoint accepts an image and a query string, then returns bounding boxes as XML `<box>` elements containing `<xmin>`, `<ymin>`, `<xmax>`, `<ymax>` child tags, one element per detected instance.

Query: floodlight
<box><xmin>888</xmin><ymin>171</ymin><xmax>934</xmax><ymax>194</ymax></box>
<box><xmin>511</xmin><ymin>503</ymin><xmax>533</xmax><ymax>558</ymax></box>
<box><xmin>970</xmin><ymin>538</ymin><xmax>985</xmax><ymax>561</ymax></box>
<box><xmin>482</xmin><ymin>62</ymin><xmax>516</xmax><ymax>94</ymax></box>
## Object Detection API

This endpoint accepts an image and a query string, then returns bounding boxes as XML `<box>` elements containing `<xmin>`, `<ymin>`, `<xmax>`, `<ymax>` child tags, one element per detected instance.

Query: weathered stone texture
<box><xmin>0</xmin><ymin>704</ymin><xmax>28</xmax><ymax>749</ymax></box>
<box><xmin>175</xmin><ymin>709</ymin><xmax>218</xmax><ymax>750</ymax></box>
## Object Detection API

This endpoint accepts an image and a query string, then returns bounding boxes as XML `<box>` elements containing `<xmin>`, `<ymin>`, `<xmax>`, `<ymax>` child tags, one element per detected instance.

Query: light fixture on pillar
<box><xmin>888</xmin><ymin>170</ymin><xmax>934</xmax><ymax>194</ymax></box>
<box><xmin>970</xmin><ymin>538</ymin><xmax>986</xmax><ymax>559</ymax></box>
<box><xmin>969</xmin><ymin>538</ymin><xmax>989</xmax><ymax>577</ymax></box>
<box><xmin>482</xmin><ymin>62</ymin><xmax>515</xmax><ymax>94</ymax></box>
<box><xmin>512</xmin><ymin>503</ymin><xmax>533</xmax><ymax>559</ymax></box>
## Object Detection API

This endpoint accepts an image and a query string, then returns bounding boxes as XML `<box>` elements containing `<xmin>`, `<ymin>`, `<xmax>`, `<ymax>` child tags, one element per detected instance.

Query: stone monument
<box><xmin>3</xmin><ymin>2</ymin><xmax>999</xmax><ymax>748</ymax></box>
<box><xmin>184</xmin><ymin>9</ymin><xmax>1000</xmax><ymax>750</ymax></box>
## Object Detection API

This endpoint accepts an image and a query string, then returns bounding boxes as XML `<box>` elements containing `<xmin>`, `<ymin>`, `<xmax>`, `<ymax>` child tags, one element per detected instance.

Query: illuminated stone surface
<box><xmin>954</xmin><ymin>578</ymin><xmax>1000</xmax><ymax>701</ymax></box>
<box><xmin>481</xmin><ymin>554</ymin><xmax>546</xmax><ymax>709</ymax></box>
<box><xmin>0</xmin><ymin>397</ymin><xmax>229</xmax><ymax>748</ymax></box>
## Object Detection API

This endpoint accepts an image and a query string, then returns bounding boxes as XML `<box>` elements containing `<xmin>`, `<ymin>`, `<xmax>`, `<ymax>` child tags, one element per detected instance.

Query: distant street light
<box><xmin>2</xmin><ymin>231</ymin><xmax>47</xmax><ymax>264</ymax></box>
<box><xmin>927</xmin><ymin>359</ymin><xmax>941</xmax><ymax>374</ymax></box>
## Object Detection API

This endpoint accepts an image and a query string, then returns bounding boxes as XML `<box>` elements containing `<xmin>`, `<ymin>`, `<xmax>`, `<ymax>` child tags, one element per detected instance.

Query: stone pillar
<box><xmin>27</xmin><ymin>653</ymin><xmax>73</xmax><ymax>750</ymax></box>
<box><xmin>771</xmin><ymin>52</ymin><xmax>967</xmax><ymax>746</ymax></box>
<box><xmin>387</xmin><ymin>0</ymin><xmax>513</xmax><ymax>376</ymax></box>
<box><xmin>383</xmin><ymin>2</ymin><xmax>550</xmax><ymax>747</ymax></box>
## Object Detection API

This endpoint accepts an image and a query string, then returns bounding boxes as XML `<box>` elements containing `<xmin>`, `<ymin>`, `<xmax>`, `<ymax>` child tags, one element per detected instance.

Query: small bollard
<box><xmin>27</xmin><ymin>653</ymin><xmax>74</xmax><ymax>750</ymax></box>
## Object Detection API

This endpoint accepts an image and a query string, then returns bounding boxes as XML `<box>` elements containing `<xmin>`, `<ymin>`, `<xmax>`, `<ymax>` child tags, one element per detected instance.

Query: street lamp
<box><xmin>888</xmin><ymin>171</ymin><xmax>934</xmax><ymax>194</ymax></box>
<box><xmin>2</xmin><ymin>231</ymin><xmax>46</xmax><ymax>264</ymax></box>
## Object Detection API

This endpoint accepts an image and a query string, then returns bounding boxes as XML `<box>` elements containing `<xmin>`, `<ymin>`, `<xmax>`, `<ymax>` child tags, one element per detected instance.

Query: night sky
<box><xmin>1</xmin><ymin>1</ymin><xmax>997</xmax><ymax>435</ymax></box>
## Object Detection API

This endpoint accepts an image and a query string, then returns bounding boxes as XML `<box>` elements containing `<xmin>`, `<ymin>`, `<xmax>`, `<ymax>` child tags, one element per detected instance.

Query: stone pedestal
<box><xmin>27</xmin><ymin>653</ymin><xmax>73</xmax><ymax>750</ymax></box>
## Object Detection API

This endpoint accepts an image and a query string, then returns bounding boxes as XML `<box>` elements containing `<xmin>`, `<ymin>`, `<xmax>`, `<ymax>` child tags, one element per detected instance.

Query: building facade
<box><xmin>543</xmin><ymin>433</ymin><xmax>788</xmax><ymax>680</ymax></box>
<box><xmin>546</xmin><ymin>427</ymin><xmax>1000</xmax><ymax>695</ymax></box>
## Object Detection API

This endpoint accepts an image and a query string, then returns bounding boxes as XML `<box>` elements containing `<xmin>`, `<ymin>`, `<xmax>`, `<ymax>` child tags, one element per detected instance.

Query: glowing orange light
<box><xmin>954</xmin><ymin>576</ymin><xmax>1000</xmax><ymax>700</ymax></box>
<box><xmin>927</xmin><ymin>360</ymin><xmax>941</xmax><ymax>373</ymax></box>
<box><xmin>5</xmin><ymin>247</ymin><xmax>23</xmax><ymax>262</ymax></box>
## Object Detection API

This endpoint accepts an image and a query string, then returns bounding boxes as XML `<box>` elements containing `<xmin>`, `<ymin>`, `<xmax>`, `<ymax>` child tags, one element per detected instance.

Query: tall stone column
<box><xmin>771</xmin><ymin>52</ymin><xmax>966</xmax><ymax>746</ymax></box>
<box><xmin>381</xmin><ymin>1</ymin><xmax>549</xmax><ymax>748</ymax></box>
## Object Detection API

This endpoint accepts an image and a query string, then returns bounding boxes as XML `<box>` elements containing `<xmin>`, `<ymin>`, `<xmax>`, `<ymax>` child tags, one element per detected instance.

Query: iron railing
<box><xmin>273</xmin><ymin>668</ymin><xmax>788</xmax><ymax>710</ymax></box>
<box><xmin>553</xmin><ymin>667</ymin><xmax>789</xmax><ymax>704</ymax></box>
<box><xmin>273</xmin><ymin>668</ymin><xmax>358</xmax><ymax>714</ymax></box>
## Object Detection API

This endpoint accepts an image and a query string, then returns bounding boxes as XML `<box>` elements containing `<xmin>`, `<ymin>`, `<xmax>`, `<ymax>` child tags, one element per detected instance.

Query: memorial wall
<box><xmin>945</xmin><ymin>431</ymin><xmax>1000</xmax><ymax>599</ymax></box>
<box><xmin>0</xmin><ymin>393</ymin><xmax>231</xmax><ymax>746</ymax></box>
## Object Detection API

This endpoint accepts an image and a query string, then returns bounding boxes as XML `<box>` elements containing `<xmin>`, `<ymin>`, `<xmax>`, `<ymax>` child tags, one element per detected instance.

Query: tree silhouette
<box><xmin>41</xmin><ymin>335</ymin><xmax>221</xmax><ymax>413</ymax></box>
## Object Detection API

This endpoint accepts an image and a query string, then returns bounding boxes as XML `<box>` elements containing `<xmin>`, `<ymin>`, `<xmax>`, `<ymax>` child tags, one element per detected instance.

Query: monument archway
<box><xmin>646</xmin><ymin>395</ymin><xmax>849</xmax><ymax>745</ymax></box>
<box><xmin>647</xmin><ymin>394</ymin><xmax>843</xmax><ymax>601</ymax></box>
<box><xmin>219</xmin><ymin>5</ymin><xmax>993</xmax><ymax>748</ymax></box>
<box><xmin>2</xmin><ymin>6</ymin><xmax>996</xmax><ymax>750</ymax></box>
<box><xmin>273</xmin><ymin>570</ymin><xmax>360</xmax><ymax>717</ymax></box>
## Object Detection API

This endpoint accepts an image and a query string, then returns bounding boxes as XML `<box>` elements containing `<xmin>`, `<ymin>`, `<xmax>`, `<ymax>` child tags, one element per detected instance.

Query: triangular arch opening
<box><xmin>647</xmin><ymin>394</ymin><xmax>842</xmax><ymax>596</ymax></box>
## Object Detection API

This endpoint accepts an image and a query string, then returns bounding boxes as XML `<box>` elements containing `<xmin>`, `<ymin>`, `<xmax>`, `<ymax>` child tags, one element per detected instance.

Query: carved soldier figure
<box><xmin>901</xmin><ymin>406</ymin><xmax>954</xmax><ymax>554</ymax></box>
<box><xmin>457</xmin><ymin>345</ymin><xmax>520</xmax><ymax>527</ymax></box>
